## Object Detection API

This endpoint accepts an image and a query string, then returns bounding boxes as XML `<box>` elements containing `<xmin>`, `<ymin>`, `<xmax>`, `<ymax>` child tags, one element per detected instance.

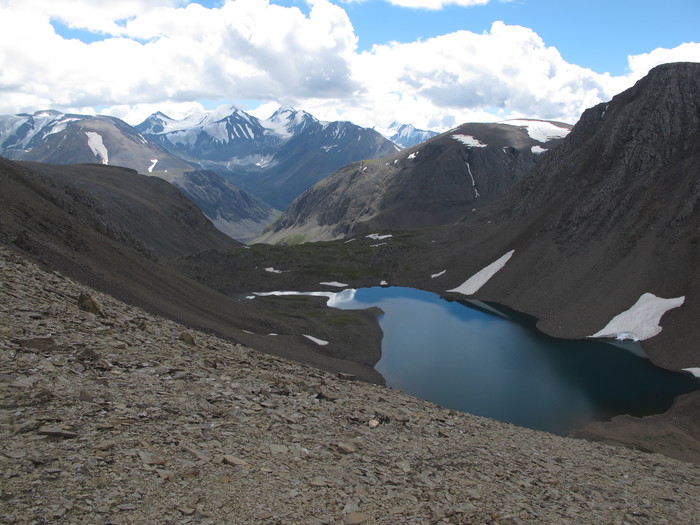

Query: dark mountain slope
<box><xmin>419</xmin><ymin>63</ymin><xmax>700</xmax><ymax>372</ymax></box>
<box><xmin>260</xmin><ymin>120</ymin><xmax>569</xmax><ymax>243</ymax></box>
<box><xmin>235</xmin><ymin>120</ymin><xmax>400</xmax><ymax>210</ymax></box>
<box><xmin>0</xmin><ymin>158</ymin><xmax>382</xmax><ymax>382</ymax></box>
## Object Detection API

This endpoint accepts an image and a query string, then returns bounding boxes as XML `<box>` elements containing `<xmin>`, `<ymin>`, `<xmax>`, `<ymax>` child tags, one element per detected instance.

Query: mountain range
<box><xmin>136</xmin><ymin>106</ymin><xmax>400</xmax><ymax>210</ymax></box>
<box><xmin>261</xmin><ymin>119</ymin><xmax>570</xmax><ymax>243</ymax></box>
<box><xmin>0</xmin><ymin>106</ymin><xmax>405</xmax><ymax>240</ymax></box>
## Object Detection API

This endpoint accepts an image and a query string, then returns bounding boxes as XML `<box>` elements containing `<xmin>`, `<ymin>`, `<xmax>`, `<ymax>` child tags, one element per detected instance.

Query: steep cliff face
<box><xmin>260</xmin><ymin>120</ymin><xmax>569</xmax><ymax>244</ymax></box>
<box><xmin>428</xmin><ymin>63</ymin><xmax>700</xmax><ymax>371</ymax></box>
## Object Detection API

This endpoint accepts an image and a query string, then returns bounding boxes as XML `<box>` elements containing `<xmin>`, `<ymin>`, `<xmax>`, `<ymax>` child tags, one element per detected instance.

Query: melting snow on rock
<box><xmin>452</xmin><ymin>134</ymin><xmax>487</xmax><ymax>148</ymax></box>
<box><xmin>589</xmin><ymin>293</ymin><xmax>685</xmax><ymax>341</ymax></box>
<box><xmin>303</xmin><ymin>335</ymin><xmax>329</xmax><ymax>346</ymax></box>
<box><xmin>85</xmin><ymin>131</ymin><xmax>109</xmax><ymax>165</ymax></box>
<box><xmin>447</xmin><ymin>250</ymin><xmax>515</xmax><ymax>296</ymax></box>
<box><xmin>148</xmin><ymin>159</ymin><xmax>158</xmax><ymax>173</ymax></box>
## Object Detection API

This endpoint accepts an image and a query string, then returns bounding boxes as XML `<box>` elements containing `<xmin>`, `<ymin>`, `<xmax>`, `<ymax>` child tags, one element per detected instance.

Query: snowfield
<box><xmin>590</xmin><ymin>293</ymin><xmax>685</xmax><ymax>341</ymax></box>
<box><xmin>447</xmin><ymin>250</ymin><xmax>515</xmax><ymax>296</ymax></box>
<box><xmin>502</xmin><ymin>119</ymin><xmax>571</xmax><ymax>143</ymax></box>
<box><xmin>85</xmin><ymin>132</ymin><xmax>109</xmax><ymax>165</ymax></box>
<box><xmin>452</xmin><ymin>134</ymin><xmax>487</xmax><ymax>148</ymax></box>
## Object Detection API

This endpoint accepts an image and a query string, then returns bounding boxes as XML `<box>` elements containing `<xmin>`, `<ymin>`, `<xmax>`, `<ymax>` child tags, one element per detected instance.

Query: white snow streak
<box><xmin>303</xmin><ymin>335</ymin><xmax>329</xmax><ymax>346</ymax></box>
<box><xmin>589</xmin><ymin>293</ymin><xmax>685</xmax><ymax>341</ymax></box>
<box><xmin>148</xmin><ymin>159</ymin><xmax>158</xmax><ymax>173</ymax></box>
<box><xmin>431</xmin><ymin>270</ymin><xmax>446</xmax><ymax>279</ymax></box>
<box><xmin>447</xmin><ymin>250</ymin><xmax>515</xmax><ymax>296</ymax></box>
<box><xmin>85</xmin><ymin>131</ymin><xmax>109</xmax><ymax>165</ymax></box>
<box><xmin>264</xmin><ymin>267</ymin><xmax>283</xmax><ymax>274</ymax></box>
<box><xmin>366</xmin><ymin>234</ymin><xmax>393</xmax><ymax>240</ymax></box>
<box><xmin>320</xmin><ymin>281</ymin><xmax>348</xmax><ymax>288</ymax></box>
<box><xmin>682</xmin><ymin>367</ymin><xmax>700</xmax><ymax>378</ymax></box>
<box><xmin>452</xmin><ymin>134</ymin><xmax>487</xmax><ymax>148</ymax></box>
<box><xmin>464</xmin><ymin>161</ymin><xmax>480</xmax><ymax>198</ymax></box>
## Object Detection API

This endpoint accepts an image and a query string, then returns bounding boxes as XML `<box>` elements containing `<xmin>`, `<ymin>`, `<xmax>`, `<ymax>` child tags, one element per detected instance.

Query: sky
<box><xmin>0</xmin><ymin>0</ymin><xmax>698</xmax><ymax>132</ymax></box>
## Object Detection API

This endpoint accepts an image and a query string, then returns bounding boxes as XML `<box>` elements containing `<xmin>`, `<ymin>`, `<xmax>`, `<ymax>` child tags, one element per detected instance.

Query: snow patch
<box><xmin>147</xmin><ymin>159</ymin><xmax>158</xmax><ymax>173</ymax></box>
<box><xmin>303</xmin><ymin>334</ymin><xmax>329</xmax><ymax>346</ymax></box>
<box><xmin>431</xmin><ymin>270</ymin><xmax>446</xmax><ymax>279</ymax></box>
<box><xmin>531</xmin><ymin>146</ymin><xmax>547</xmax><ymax>154</ymax></box>
<box><xmin>447</xmin><ymin>250</ymin><xmax>515</xmax><ymax>296</ymax></box>
<box><xmin>589</xmin><ymin>293</ymin><xmax>685</xmax><ymax>341</ymax></box>
<box><xmin>264</xmin><ymin>267</ymin><xmax>283</xmax><ymax>274</ymax></box>
<box><xmin>85</xmin><ymin>131</ymin><xmax>109</xmax><ymax>165</ymax></box>
<box><xmin>366</xmin><ymin>234</ymin><xmax>392</xmax><ymax>241</ymax></box>
<box><xmin>501</xmin><ymin>119</ymin><xmax>570</xmax><ymax>143</ymax></box>
<box><xmin>320</xmin><ymin>281</ymin><xmax>348</xmax><ymax>288</ymax></box>
<box><xmin>407</xmin><ymin>151</ymin><xmax>419</xmax><ymax>160</ymax></box>
<box><xmin>452</xmin><ymin>134</ymin><xmax>487</xmax><ymax>148</ymax></box>
<box><xmin>682</xmin><ymin>367</ymin><xmax>700</xmax><ymax>378</ymax></box>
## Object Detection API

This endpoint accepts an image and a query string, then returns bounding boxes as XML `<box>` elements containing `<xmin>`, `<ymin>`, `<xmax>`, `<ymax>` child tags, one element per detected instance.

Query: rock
<box><xmin>223</xmin><ymin>455</ymin><xmax>249</xmax><ymax>467</ymax></box>
<box><xmin>16</xmin><ymin>336</ymin><xmax>57</xmax><ymax>351</ymax></box>
<box><xmin>179</xmin><ymin>331</ymin><xmax>196</xmax><ymax>345</ymax></box>
<box><xmin>37</xmin><ymin>426</ymin><xmax>78</xmax><ymax>438</ymax></box>
<box><xmin>79</xmin><ymin>390</ymin><xmax>94</xmax><ymax>402</ymax></box>
<box><xmin>336</xmin><ymin>442</ymin><xmax>357</xmax><ymax>454</ymax></box>
<box><xmin>77</xmin><ymin>292</ymin><xmax>106</xmax><ymax>317</ymax></box>
<box><xmin>138</xmin><ymin>451</ymin><xmax>166</xmax><ymax>465</ymax></box>
<box><xmin>345</xmin><ymin>511</ymin><xmax>370</xmax><ymax>524</ymax></box>
<box><xmin>368</xmin><ymin>420</ymin><xmax>380</xmax><ymax>429</ymax></box>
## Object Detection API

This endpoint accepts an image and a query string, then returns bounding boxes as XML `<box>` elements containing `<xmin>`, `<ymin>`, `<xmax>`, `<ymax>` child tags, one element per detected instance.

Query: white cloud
<box><xmin>0</xmin><ymin>0</ymin><xmax>697</xmax><ymax>131</ymax></box>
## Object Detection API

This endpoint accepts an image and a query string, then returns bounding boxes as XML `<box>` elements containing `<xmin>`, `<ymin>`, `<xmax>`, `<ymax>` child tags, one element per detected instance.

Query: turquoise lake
<box><xmin>316</xmin><ymin>286</ymin><xmax>700</xmax><ymax>435</ymax></box>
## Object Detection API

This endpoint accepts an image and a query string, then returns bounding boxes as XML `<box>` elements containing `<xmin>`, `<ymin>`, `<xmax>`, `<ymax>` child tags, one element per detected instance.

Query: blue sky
<box><xmin>342</xmin><ymin>0</ymin><xmax>700</xmax><ymax>75</ymax></box>
<box><xmin>1</xmin><ymin>0</ymin><xmax>698</xmax><ymax>131</ymax></box>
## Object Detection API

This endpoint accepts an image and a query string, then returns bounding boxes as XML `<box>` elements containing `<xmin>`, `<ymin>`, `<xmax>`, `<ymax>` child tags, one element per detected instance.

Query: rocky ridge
<box><xmin>2</xmin><ymin>246</ymin><xmax>698</xmax><ymax>524</ymax></box>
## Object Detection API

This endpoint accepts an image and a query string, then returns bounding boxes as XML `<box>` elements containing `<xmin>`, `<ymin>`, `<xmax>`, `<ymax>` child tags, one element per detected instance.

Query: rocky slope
<box><xmin>0</xmin><ymin>157</ymin><xmax>383</xmax><ymax>384</ymax></box>
<box><xmin>260</xmin><ymin>120</ymin><xmax>570</xmax><ymax>244</ymax></box>
<box><xmin>2</xmin><ymin>246</ymin><xmax>699</xmax><ymax>524</ymax></box>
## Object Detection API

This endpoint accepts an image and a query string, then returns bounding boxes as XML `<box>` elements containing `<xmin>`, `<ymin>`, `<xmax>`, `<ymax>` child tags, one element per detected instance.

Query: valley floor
<box><xmin>1</xmin><ymin>246</ymin><xmax>699</xmax><ymax>524</ymax></box>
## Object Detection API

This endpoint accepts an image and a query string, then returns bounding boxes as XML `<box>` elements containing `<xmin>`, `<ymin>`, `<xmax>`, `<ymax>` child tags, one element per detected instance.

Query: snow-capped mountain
<box><xmin>136</xmin><ymin>105</ymin><xmax>275</xmax><ymax>164</ymax></box>
<box><xmin>264</xmin><ymin>107</ymin><xmax>317</xmax><ymax>137</ymax></box>
<box><xmin>384</xmin><ymin>122</ymin><xmax>440</xmax><ymax>148</ymax></box>
<box><xmin>259</xmin><ymin>119</ymin><xmax>571</xmax><ymax>244</ymax></box>
<box><xmin>0</xmin><ymin>110</ymin><xmax>277</xmax><ymax>242</ymax></box>
<box><xmin>137</xmin><ymin>105</ymin><xmax>399</xmax><ymax>209</ymax></box>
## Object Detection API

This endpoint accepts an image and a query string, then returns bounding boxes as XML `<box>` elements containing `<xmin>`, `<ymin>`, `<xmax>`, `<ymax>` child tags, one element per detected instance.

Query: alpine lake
<box><xmin>264</xmin><ymin>286</ymin><xmax>700</xmax><ymax>435</ymax></box>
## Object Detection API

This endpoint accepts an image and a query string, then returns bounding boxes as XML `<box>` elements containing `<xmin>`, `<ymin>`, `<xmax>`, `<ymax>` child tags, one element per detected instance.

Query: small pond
<box><xmin>265</xmin><ymin>286</ymin><xmax>700</xmax><ymax>434</ymax></box>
